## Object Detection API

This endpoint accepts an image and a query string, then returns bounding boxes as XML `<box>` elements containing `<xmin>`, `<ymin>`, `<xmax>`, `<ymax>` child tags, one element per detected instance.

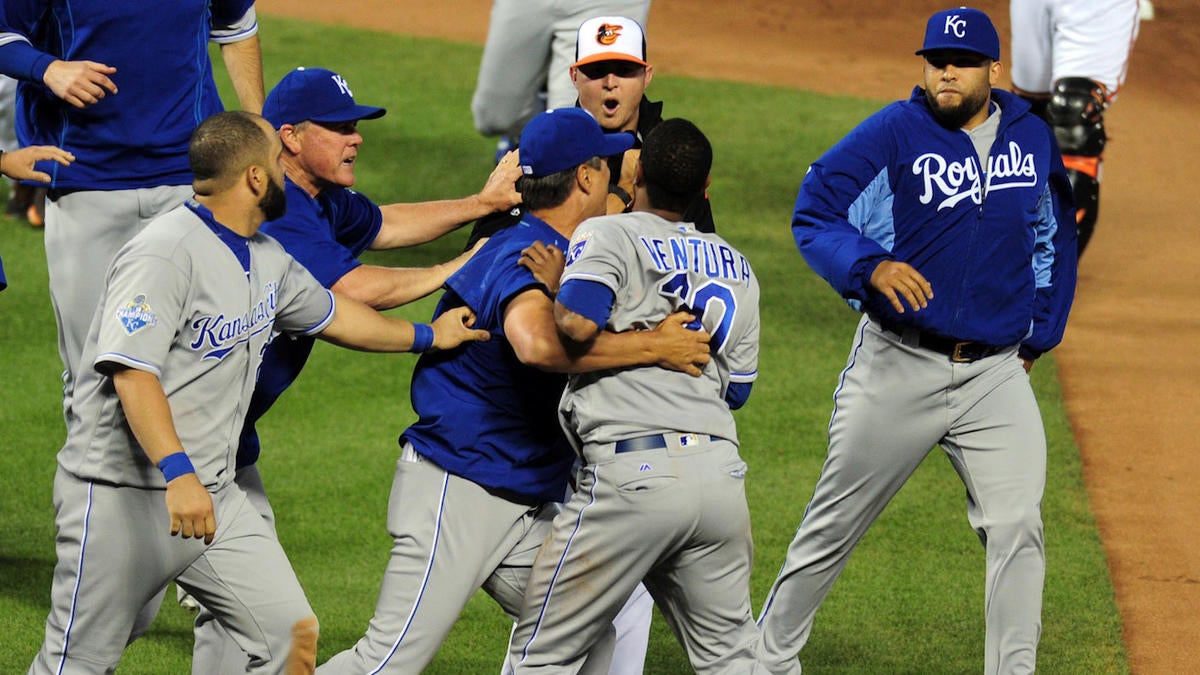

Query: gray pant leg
<box><xmin>318</xmin><ymin>448</ymin><xmax>546</xmax><ymax>674</ymax></box>
<box><xmin>43</xmin><ymin>186</ymin><xmax>191</xmax><ymax>420</ymax></box>
<box><xmin>30</xmin><ymin>469</ymin><xmax>206</xmax><ymax>674</ymax></box>
<box><xmin>471</xmin><ymin>0</ymin><xmax>556</xmax><ymax>137</ymax></box>
<box><xmin>755</xmin><ymin>318</ymin><xmax>950</xmax><ymax>673</ymax></box>
<box><xmin>192</xmin><ymin>465</ymin><xmax>277</xmax><ymax>675</ymax></box>
<box><xmin>942</xmin><ymin>356</ymin><xmax>1046</xmax><ymax>674</ymax></box>
<box><xmin>178</xmin><ymin>479</ymin><xmax>312</xmax><ymax>675</ymax></box>
<box><xmin>512</xmin><ymin>439</ymin><xmax>755</xmax><ymax>675</ymax></box>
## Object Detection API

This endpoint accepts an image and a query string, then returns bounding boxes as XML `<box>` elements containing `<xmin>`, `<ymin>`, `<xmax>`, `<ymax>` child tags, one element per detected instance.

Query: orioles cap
<box><xmin>573</xmin><ymin>16</ymin><xmax>649</xmax><ymax>68</ymax></box>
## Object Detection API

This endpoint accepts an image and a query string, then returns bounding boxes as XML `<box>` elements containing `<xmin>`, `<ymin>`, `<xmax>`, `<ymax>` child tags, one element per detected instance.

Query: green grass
<box><xmin>0</xmin><ymin>15</ymin><xmax>1126</xmax><ymax>673</ymax></box>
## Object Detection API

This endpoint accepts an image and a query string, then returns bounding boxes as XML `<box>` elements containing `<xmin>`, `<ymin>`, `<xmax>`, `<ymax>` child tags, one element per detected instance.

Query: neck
<box><xmin>532</xmin><ymin>199</ymin><xmax>601</xmax><ymax>241</ymax></box>
<box><xmin>194</xmin><ymin>194</ymin><xmax>262</xmax><ymax>237</ymax></box>
<box><xmin>281</xmin><ymin>154</ymin><xmax>322</xmax><ymax>198</ymax></box>
<box><xmin>631</xmin><ymin>186</ymin><xmax>683</xmax><ymax>222</ymax></box>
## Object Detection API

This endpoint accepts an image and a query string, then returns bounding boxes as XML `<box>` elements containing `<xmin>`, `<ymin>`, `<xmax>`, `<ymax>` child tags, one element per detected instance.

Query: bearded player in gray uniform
<box><xmin>28</xmin><ymin>111</ymin><xmax>489</xmax><ymax>675</ymax></box>
<box><xmin>510</xmin><ymin>118</ymin><xmax>761</xmax><ymax>674</ymax></box>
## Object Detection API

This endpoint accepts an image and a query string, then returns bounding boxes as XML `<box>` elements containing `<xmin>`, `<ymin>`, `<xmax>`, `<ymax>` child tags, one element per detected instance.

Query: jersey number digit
<box><xmin>658</xmin><ymin>272</ymin><xmax>736</xmax><ymax>352</ymax></box>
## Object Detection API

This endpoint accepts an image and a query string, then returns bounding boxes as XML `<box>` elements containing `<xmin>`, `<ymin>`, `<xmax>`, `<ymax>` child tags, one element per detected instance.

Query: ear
<box><xmin>279</xmin><ymin>124</ymin><xmax>302</xmax><ymax>154</ymax></box>
<box><xmin>576</xmin><ymin>162</ymin><xmax>596</xmax><ymax>193</ymax></box>
<box><xmin>989</xmin><ymin>60</ymin><xmax>1002</xmax><ymax>87</ymax></box>
<box><xmin>246</xmin><ymin>163</ymin><xmax>267</xmax><ymax>197</ymax></box>
<box><xmin>634</xmin><ymin>161</ymin><xmax>646</xmax><ymax>189</ymax></box>
<box><xmin>642</xmin><ymin>64</ymin><xmax>655</xmax><ymax>88</ymax></box>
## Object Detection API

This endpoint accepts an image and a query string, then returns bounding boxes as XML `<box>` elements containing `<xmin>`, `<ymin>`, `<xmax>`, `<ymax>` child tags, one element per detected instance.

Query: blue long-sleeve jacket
<box><xmin>0</xmin><ymin>0</ymin><xmax>256</xmax><ymax>190</ymax></box>
<box><xmin>793</xmin><ymin>87</ymin><xmax>1077</xmax><ymax>359</ymax></box>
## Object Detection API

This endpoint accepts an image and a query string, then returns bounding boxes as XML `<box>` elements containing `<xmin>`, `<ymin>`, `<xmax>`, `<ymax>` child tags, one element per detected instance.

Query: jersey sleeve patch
<box><xmin>565</xmin><ymin>231</ymin><xmax>591</xmax><ymax>267</ymax></box>
<box><xmin>116</xmin><ymin>294</ymin><xmax>159</xmax><ymax>336</ymax></box>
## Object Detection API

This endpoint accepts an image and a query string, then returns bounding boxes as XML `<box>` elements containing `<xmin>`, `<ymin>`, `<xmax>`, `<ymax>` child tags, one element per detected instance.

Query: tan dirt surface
<box><xmin>256</xmin><ymin>1</ymin><xmax>1200</xmax><ymax>671</ymax></box>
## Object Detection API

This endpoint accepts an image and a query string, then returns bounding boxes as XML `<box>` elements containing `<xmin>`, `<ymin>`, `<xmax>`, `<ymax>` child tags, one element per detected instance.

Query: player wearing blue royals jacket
<box><xmin>0</xmin><ymin>0</ymin><xmax>264</xmax><ymax>426</ymax></box>
<box><xmin>315</xmin><ymin>108</ymin><xmax>710</xmax><ymax>674</ymax></box>
<box><xmin>756</xmin><ymin>8</ymin><xmax>1076</xmax><ymax>675</ymax></box>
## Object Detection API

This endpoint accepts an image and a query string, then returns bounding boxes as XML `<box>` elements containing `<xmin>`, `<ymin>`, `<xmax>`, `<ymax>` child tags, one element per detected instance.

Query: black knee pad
<box><xmin>1047</xmin><ymin>77</ymin><xmax>1107</xmax><ymax>157</ymax></box>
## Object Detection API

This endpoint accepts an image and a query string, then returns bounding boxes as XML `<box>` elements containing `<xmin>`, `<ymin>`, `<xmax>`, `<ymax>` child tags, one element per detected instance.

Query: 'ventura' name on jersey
<box><xmin>639</xmin><ymin>235</ymin><xmax>752</xmax><ymax>284</ymax></box>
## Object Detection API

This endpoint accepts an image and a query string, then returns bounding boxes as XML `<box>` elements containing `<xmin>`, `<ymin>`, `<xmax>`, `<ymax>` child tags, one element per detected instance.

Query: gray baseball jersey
<box><xmin>31</xmin><ymin>200</ymin><xmax>333</xmax><ymax>674</ymax></box>
<box><xmin>58</xmin><ymin>200</ymin><xmax>335</xmax><ymax>490</ymax></box>
<box><xmin>558</xmin><ymin>211</ymin><xmax>759</xmax><ymax>454</ymax></box>
<box><xmin>510</xmin><ymin>212</ymin><xmax>761</xmax><ymax>673</ymax></box>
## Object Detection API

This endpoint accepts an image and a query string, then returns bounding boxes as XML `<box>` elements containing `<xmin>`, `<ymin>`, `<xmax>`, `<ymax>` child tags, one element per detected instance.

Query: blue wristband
<box><xmin>409</xmin><ymin>323</ymin><xmax>434</xmax><ymax>353</ymax></box>
<box><xmin>158</xmin><ymin>452</ymin><xmax>196</xmax><ymax>482</ymax></box>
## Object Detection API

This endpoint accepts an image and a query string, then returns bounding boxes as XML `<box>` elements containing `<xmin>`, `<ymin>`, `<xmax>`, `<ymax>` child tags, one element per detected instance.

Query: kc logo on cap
<box><xmin>915</xmin><ymin>7</ymin><xmax>1000</xmax><ymax>61</ymax></box>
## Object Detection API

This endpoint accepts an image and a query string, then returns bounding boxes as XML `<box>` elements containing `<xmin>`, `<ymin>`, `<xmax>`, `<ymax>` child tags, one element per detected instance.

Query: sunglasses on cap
<box><xmin>576</xmin><ymin>60</ymin><xmax>646</xmax><ymax>80</ymax></box>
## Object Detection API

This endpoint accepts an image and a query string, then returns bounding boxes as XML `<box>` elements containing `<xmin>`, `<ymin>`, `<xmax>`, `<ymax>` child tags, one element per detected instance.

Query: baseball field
<box><xmin>1</xmin><ymin>0</ymin><xmax>1195</xmax><ymax>672</ymax></box>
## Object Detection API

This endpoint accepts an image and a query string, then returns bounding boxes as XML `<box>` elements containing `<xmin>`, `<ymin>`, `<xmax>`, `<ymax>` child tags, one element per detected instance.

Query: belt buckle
<box><xmin>951</xmin><ymin>342</ymin><xmax>975</xmax><ymax>363</ymax></box>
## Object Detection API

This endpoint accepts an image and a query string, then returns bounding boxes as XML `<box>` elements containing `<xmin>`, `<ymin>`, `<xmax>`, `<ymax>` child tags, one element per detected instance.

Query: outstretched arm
<box><xmin>111</xmin><ymin>368</ymin><xmax>215</xmax><ymax>544</ymax></box>
<box><xmin>332</xmin><ymin>238</ymin><xmax>484</xmax><ymax>310</ymax></box>
<box><xmin>370</xmin><ymin>151</ymin><xmax>522</xmax><ymax>249</ymax></box>
<box><xmin>317</xmin><ymin>292</ymin><xmax>489</xmax><ymax>353</ymax></box>
<box><xmin>219</xmin><ymin>34</ymin><xmax>264</xmax><ymax>113</ymax></box>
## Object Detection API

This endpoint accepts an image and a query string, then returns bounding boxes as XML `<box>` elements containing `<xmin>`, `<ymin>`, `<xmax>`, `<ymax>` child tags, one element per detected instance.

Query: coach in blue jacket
<box><xmin>756</xmin><ymin>8</ymin><xmax>1077</xmax><ymax>675</ymax></box>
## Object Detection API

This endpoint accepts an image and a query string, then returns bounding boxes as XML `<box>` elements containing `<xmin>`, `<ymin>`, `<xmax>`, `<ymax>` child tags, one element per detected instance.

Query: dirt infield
<box><xmin>257</xmin><ymin>1</ymin><xmax>1200</xmax><ymax>671</ymax></box>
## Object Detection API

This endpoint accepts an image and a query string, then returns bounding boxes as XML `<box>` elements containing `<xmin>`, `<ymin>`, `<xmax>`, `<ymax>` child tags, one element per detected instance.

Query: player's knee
<box><xmin>976</xmin><ymin>508</ymin><xmax>1044</xmax><ymax>550</ymax></box>
<box><xmin>286</xmin><ymin>615</ymin><xmax>320</xmax><ymax>675</ymax></box>
<box><xmin>1046</xmin><ymin>77</ymin><xmax>1107</xmax><ymax>160</ymax></box>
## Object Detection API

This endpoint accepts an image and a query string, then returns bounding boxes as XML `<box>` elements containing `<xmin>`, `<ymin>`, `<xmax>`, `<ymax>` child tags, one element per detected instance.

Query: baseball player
<box><xmin>754</xmin><ymin>9</ymin><xmax>1077</xmax><ymax>674</ymax></box>
<box><xmin>471</xmin><ymin>1</ymin><xmax>650</xmax><ymax>157</ymax></box>
<box><xmin>0</xmin><ymin>0</ymin><xmax>264</xmax><ymax>430</ymax></box>
<box><xmin>27</xmin><ymin>110</ymin><xmax>489</xmax><ymax>675</ymax></box>
<box><xmin>186</xmin><ymin>65</ymin><xmax>522</xmax><ymax>673</ymax></box>
<box><xmin>1009</xmin><ymin>0</ymin><xmax>1141</xmax><ymax>253</ymax></box>
<box><xmin>313</xmin><ymin>108</ymin><xmax>711</xmax><ymax>674</ymax></box>
<box><xmin>470</xmin><ymin>14</ymin><xmax>715</xmax><ymax>255</ymax></box>
<box><xmin>509</xmin><ymin>118</ymin><xmax>760</xmax><ymax>674</ymax></box>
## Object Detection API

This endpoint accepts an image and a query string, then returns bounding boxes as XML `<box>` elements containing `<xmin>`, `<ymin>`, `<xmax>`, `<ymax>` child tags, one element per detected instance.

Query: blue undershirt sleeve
<box><xmin>725</xmin><ymin>381</ymin><xmax>753</xmax><ymax>410</ymax></box>
<box><xmin>556</xmin><ymin>278</ymin><xmax>614</xmax><ymax>328</ymax></box>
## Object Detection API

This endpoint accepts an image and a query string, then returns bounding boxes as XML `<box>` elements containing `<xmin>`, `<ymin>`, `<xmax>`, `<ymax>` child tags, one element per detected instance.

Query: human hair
<box><xmin>517</xmin><ymin>156</ymin><xmax>603</xmax><ymax>211</ymax></box>
<box><xmin>640</xmin><ymin>118</ymin><xmax>712</xmax><ymax>214</ymax></box>
<box><xmin>190</xmin><ymin>111</ymin><xmax>272</xmax><ymax>192</ymax></box>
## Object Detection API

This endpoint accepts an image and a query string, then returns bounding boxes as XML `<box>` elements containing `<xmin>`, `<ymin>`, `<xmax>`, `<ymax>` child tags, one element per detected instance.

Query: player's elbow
<box><xmin>511</xmin><ymin>333</ymin><xmax>569</xmax><ymax>372</ymax></box>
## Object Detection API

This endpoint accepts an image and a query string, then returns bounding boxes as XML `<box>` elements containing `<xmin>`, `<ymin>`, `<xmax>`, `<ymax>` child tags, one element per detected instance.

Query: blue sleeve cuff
<box><xmin>557</xmin><ymin>278</ymin><xmax>614</xmax><ymax>328</ymax></box>
<box><xmin>725</xmin><ymin>381</ymin><xmax>753</xmax><ymax>410</ymax></box>
<box><xmin>0</xmin><ymin>40</ymin><xmax>55</xmax><ymax>81</ymax></box>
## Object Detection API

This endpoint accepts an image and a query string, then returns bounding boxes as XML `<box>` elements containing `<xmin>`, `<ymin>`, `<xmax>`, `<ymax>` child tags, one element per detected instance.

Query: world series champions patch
<box><xmin>116</xmin><ymin>294</ymin><xmax>158</xmax><ymax>335</ymax></box>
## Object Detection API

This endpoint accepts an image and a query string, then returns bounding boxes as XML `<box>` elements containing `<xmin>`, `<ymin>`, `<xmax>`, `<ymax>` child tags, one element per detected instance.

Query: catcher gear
<box><xmin>1047</xmin><ymin>77</ymin><xmax>1108</xmax><ymax>254</ymax></box>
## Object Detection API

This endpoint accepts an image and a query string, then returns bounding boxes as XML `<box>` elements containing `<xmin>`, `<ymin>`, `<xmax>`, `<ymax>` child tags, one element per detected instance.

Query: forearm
<box><xmin>112</xmin><ymin>368</ymin><xmax>186</xmax><ymax>465</ymax></box>
<box><xmin>373</xmin><ymin>196</ymin><xmax>498</xmax><ymax>249</ymax></box>
<box><xmin>331</xmin><ymin>262</ymin><xmax>454</xmax><ymax>311</ymax></box>
<box><xmin>317</xmin><ymin>294</ymin><xmax>420</xmax><ymax>352</ymax></box>
<box><xmin>219</xmin><ymin>35</ymin><xmax>264</xmax><ymax>113</ymax></box>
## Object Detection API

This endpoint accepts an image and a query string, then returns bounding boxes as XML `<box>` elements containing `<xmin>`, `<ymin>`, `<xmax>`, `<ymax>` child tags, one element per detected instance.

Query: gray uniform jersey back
<box><xmin>57</xmin><ymin>202</ymin><xmax>335</xmax><ymax>490</ymax></box>
<box><xmin>559</xmin><ymin>212</ymin><xmax>760</xmax><ymax>445</ymax></box>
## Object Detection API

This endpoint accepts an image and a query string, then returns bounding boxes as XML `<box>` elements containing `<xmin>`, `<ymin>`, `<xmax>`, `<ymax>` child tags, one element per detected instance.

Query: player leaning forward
<box><xmin>510</xmin><ymin>118</ymin><xmax>762</xmax><ymax>673</ymax></box>
<box><xmin>28</xmin><ymin>111</ymin><xmax>488</xmax><ymax>675</ymax></box>
<box><xmin>756</xmin><ymin>7</ymin><xmax>1076</xmax><ymax>675</ymax></box>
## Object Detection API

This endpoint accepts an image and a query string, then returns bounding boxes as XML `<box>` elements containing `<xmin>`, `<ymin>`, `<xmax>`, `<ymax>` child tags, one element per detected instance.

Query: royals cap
<box><xmin>517</xmin><ymin>108</ymin><xmax>635</xmax><ymax>178</ymax></box>
<box><xmin>262</xmin><ymin>67</ymin><xmax>387</xmax><ymax>129</ymax></box>
<box><xmin>573</xmin><ymin>16</ymin><xmax>649</xmax><ymax>68</ymax></box>
<box><xmin>916</xmin><ymin>7</ymin><xmax>1001</xmax><ymax>61</ymax></box>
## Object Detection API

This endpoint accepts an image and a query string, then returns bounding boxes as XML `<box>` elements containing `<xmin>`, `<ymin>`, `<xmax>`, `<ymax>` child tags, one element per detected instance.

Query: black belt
<box><xmin>874</xmin><ymin>316</ymin><xmax>1003</xmax><ymax>363</ymax></box>
<box><xmin>614</xmin><ymin>433</ymin><xmax>712</xmax><ymax>453</ymax></box>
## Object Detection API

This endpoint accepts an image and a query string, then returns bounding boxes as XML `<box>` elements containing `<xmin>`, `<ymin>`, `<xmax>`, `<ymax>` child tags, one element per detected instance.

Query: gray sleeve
<box><xmin>273</xmin><ymin>253</ymin><xmax>336</xmax><ymax>336</ymax></box>
<box><xmin>93</xmin><ymin>253</ymin><xmax>190</xmax><ymax>378</ymax></box>
<box><xmin>562</xmin><ymin>218</ymin><xmax>632</xmax><ymax>297</ymax></box>
<box><xmin>725</xmin><ymin>275</ymin><xmax>760</xmax><ymax>383</ymax></box>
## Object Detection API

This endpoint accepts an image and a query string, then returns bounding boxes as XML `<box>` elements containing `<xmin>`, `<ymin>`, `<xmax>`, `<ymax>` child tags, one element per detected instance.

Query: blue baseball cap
<box><xmin>518</xmin><ymin>108</ymin><xmax>634</xmax><ymax>177</ymax></box>
<box><xmin>916</xmin><ymin>7</ymin><xmax>1001</xmax><ymax>61</ymax></box>
<box><xmin>262</xmin><ymin>67</ymin><xmax>386</xmax><ymax>128</ymax></box>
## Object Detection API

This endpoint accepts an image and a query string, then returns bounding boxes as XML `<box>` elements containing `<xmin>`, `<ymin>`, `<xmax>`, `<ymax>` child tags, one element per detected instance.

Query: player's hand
<box><xmin>43</xmin><ymin>59</ymin><xmax>118</xmax><ymax>108</ymax></box>
<box><xmin>607</xmin><ymin>147</ymin><xmax>640</xmax><ymax>214</ymax></box>
<box><xmin>519</xmin><ymin>241</ymin><xmax>565</xmax><ymax>295</ymax></box>
<box><xmin>478</xmin><ymin>150</ymin><xmax>522</xmax><ymax>212</ymax></box>
<box><xmin>1020</xmin><ymin>356</ymin><xmax>1034</xmax><ymax>373</ymax></box>
<box><xmin>165</xmin><ymin>473</ymin><xmax>216</xmax><ymax>545</ymax></box>
<box><xmin>429</xmin><ymin>306</ymin><xmax>490</xmax><ymax>351</ymax></box>
<box><xmin>0</xmin><ymin>145</ymin><xmax>74</xmax><ymax>182</ymax></box>
<box><xmin>651</xmin><ymin>311</ymin><xmax>712</xmax><ymax>376</ymax></box>
<box><xmin>869</xmin><ymin>260</ymin><xmax>933</xmax><ymax>314</ymax></box>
